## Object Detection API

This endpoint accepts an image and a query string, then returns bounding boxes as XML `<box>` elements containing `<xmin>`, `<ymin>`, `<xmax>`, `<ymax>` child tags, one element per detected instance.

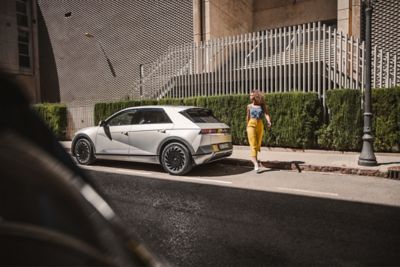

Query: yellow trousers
<box><xmin>247</xmin><ymin>118</ymin><xmax>264</xmax><ymax>157</ymax></box>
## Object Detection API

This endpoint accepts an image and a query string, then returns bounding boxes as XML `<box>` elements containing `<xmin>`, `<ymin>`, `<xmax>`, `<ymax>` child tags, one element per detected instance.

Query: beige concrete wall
<box><xmin>253</xmin><ymin>0</ymin><xmax>337</xmax><ymax>31</ymax></box>
<box><xmin>206</xmin><ymin>0</ymin><xmax>253</xmax><ymax>40</ymax></box>
<box><xmin>338</xmin><ymin>0</ymin><xmax>362</xmax><ymax>39</ymax></box>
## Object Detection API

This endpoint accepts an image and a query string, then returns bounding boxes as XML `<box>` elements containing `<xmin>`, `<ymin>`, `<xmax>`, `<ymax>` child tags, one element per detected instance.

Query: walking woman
<box><xmin>246</xmin><ymin>90</ymin><xmax>272</xmax><ymax>173</ymax></box>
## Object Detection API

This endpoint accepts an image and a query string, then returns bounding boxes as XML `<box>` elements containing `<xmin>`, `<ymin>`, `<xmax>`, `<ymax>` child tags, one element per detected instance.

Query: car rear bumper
<box><xmin>192</xmin><ymin>148</ymin><xmax>233</xmax><ymax>165</ymax></box>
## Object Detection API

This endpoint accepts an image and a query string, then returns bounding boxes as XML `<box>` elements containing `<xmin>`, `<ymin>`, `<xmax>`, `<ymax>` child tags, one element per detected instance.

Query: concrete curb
<box><xmin>219</xmin><ymin>158</ymin><xmax>389</xmax><ymax>178</ymax></box>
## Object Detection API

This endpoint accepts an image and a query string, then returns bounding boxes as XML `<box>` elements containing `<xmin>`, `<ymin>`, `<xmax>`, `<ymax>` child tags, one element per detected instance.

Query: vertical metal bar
<box><xmin>261</xmin><ymin>30</ymin><xmax>265</xmax><ymax>92</ymax></box>
<box><xmin>344</xmin><ymin>34</ymin><xmax>348</xmax><ymax>89</ymax></box>
<box><xmin>283</xmin><ymin>27</ymin><xmax>287</xmax><ymax>92</ymax></box>
<box><xmin>313</xmin><ymin>22</ymin><xmax>317</xmax><ymax>91</ymax></box>
<box><xmin>317</xmin><ymin>22</ymin><xmax>321</xmax><ymax>97</ymax></box>
<box><xmin>298</xmin><ymin>25</ymin><xmax>302</xmax><ymax>92</ymax></box>
<box><xmin>245</xmin><ymin>33</ymin><xmax>249</xmax><ymax>94</ymax></box>
<box><xmin>228</xmin><ymin>36</ymin><xmax>232</xmax><ymax>95</ymax></box>
<box><xmin>308</xmin><ymin>23</ymin><xmax>311</xmax><ymax>91</ymax></box>
<box><xmin>190</xmin><ymin>44</ymin><xmax>194</xmax><ymax>98</ymax></box>
<box><xmin>379</xmin><ymin>49</ymin><xmax>383</xmax><ymax>88</ymax></box>
<box><xmin>233</xmin><ymin>35</ymin><xmax>237</xmax><ymax>94</ymax></box>
<box><xmin>302</xmin><ymin>24</ymin><xmax>306</xmax><ymax>92</ymax></box>
<box><xmin>240</xmin><ymin>34</ymin><xmax>244</xmax><ymax>94</ymax></box>
<box><xmin>361</xmin><ymin>42</ymin><xmax>365</xmax><ymax>92</ymax></box>
<box><xmin>355</xmin><ymin>38</ymin><xmax>359</xmax><ymax>89</ymax></box>
<box><xmin>373</xmin><ymin>46</ymin><xmax>377</xmax><ymax>88</ymax></box>
<box><xmin>266</xmin><ymin>30</ymin><xmax>270</xmax><ymax>93</ymax></box>
<box><xmin>349</xmin><ymin>36</ymin><xmax>354</xmax><ymax>89</ymax></box>
<box><xmin>257</xmin><ymin>31</ymin><xmax>261</xmax><ymax>91</ymax></box>
<box><xmin>322</xmin><ymin>24</ymin><xmax>326</xmax><ymax>105</ymax></box>
<box><xmin>221</xmin><ymin>37</ymin><xmax>225</xmax><ymax>95</ymax></box>
<box><xmin>274</xmin><ymin>28</ymin><xmax>278</xmax><ymax>92</ymax></box>
<box><xmin>339</xmin><ymin>31</ymin><xmax>343</xmax><ymax>89</ymax></box>
<box><xmin>293</xmin><ymin>26</ymin><xmax>297</xmax><ymax>91</ymax></box>
<box><xmin>195</xmin><ymin>42</ymin><xmax>198</xmax><ymax>97</ymax></box>
<box><xmin>394</xmin><ymin>54</ymin><xmax>398</xmax><ymax>86</ymax></box>
<box><xmin>253</xmin><ymin>32</ymin><xmax>257</xmax><ymax>90</ymax></box>
<box><xmin>288</xmin><ymin>27</ymin><xmax>292</xmax><ymax>91</ymax></box>
<box><xmin>328</xmin><ymin>27</ymin><xmax>332</xmax><ymax>90</ymax></box>
<box><xmin>278</xmin><ymin>27</ymin><xmax>282</xmax><ymax>92</ymax></box>
<box><xmin>210</xmin><ymin>40</ymin><xmax>214</xmax><ymax>95</ymax></box>
<box><xmin>333</xmin><ymin>29</ymin><xmax>337</xmax><ymax>88</ymax></box>
<box><xmin>386</xmin><ymin>52</ymin><xmax>390</xmax><ymax>88</ymax></box>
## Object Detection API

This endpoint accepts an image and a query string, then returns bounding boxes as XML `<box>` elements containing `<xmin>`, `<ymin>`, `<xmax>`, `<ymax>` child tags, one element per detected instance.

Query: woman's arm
<box><xmin>263</xmin><ymin>104</ymin><xmax>272</xmax><ymax>127</ymax></box>
<box><xmin>246</xmin><ymin>104</ymin><xmax>250</xmax><ymax>124</ymax></box>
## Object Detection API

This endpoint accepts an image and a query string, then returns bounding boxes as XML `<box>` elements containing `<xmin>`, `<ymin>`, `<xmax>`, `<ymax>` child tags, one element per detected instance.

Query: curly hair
<box><xmin>251</xmin><ymin>90</ymin><xmax>268</xmax><ymax>113</ymax></box>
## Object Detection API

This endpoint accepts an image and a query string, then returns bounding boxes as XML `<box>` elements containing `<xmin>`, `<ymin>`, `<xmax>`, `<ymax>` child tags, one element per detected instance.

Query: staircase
<box><xmin>130</xmin><ymin>22</ymin><xmax>399</xmax><ymax>105</ymax></box>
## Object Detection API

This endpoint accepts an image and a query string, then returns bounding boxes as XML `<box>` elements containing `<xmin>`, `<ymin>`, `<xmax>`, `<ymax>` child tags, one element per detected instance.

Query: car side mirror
<box><xmin>99</xmin><ymin>120</ymin><xmax>106</xmax><ymax>127</ymax></box>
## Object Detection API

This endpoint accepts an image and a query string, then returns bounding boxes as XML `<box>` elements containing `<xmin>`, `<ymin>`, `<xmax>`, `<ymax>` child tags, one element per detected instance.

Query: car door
<box><xmin>96</xmin><ymin>110</ymin><xmax>137</xmax><ymax>155</ymax></box>
<box><xmin>128</xmin><ymin>108</ymin><xmax>174</xmax><ymax>156</ymax></box>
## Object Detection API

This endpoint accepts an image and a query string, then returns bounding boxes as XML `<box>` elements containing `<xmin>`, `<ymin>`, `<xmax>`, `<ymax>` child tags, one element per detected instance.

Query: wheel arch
<box><xmin>157</xmin><ymin>137</ymin><xmax>194</xmax><ymax>163</ymax></box>
<box><xmin>71</xmin><ymin>134</ymin><xmax>96</xmax><ymax>157</ymax></box>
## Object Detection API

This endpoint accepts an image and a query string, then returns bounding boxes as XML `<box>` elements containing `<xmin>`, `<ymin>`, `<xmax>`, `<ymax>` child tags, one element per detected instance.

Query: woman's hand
<box><xmin>266</xmin><ymin>121</ymin><xmax>272</xmax><ymax>128</ymax></box>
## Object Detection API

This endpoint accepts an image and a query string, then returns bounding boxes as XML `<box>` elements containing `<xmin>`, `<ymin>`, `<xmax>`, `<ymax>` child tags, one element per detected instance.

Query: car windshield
<box><xmin>181</xmin><ymin>108</ymin><xmax>221</xmax><ymax>123</ymax></box>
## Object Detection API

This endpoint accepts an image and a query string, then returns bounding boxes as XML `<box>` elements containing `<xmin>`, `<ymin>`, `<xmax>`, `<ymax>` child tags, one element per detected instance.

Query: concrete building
<box><xmin>1</xmin><ymin>0</ymin><xmax>399</xmax><ymax>123</ymax></box>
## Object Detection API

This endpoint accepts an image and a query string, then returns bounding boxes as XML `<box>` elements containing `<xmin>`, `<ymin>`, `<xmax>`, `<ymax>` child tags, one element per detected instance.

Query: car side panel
<box><xmin>96</xmin><ymin>125</ymin><xmax>131</xmax><ymax>155</ymax></box>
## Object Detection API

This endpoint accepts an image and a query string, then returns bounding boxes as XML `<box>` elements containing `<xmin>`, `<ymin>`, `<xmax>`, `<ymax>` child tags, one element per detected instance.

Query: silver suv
<box><xmin>72</xmin><ymin>106</ymin><xmax>232</xmax><ymax>175</ymax></box>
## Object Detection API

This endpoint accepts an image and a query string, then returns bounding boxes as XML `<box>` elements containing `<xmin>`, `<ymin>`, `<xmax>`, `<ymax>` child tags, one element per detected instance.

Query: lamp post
<box><xmin>84</xmin><ymin>33</ymin><xmax>116</xmax><ymax>77</ymax></box>
<box><xmin>358</xmin><ymin>0</ymin><xmax>377</xmax><ymax>166</ymax></box>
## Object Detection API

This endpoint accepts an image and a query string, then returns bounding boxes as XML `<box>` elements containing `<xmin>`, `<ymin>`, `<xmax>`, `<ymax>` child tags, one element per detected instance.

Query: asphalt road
<box><xmin>85</xmin><ymin>164</ymin><xmax>400</xmax><ymax>266</ymax></box>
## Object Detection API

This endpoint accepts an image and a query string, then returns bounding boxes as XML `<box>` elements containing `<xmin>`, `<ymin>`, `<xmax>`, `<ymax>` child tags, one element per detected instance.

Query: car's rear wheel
<box><xmin>74</xmin><ymin>138</ymin><xmax>95</xmax><ymax>165</ymax></box>
<box><xmin>161</xmin><ymin>142</ymin><xmax>192</xmax><ymax>175</ymax></box>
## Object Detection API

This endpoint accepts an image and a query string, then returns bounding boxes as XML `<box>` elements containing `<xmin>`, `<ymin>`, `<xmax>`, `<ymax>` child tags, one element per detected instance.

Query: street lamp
<box><xmin>358</xmin><ymin>0</ymin><xmax>377</xmax><ymax>166</ymax></box>
<box><xmin>84</xmin><ymin>32</ymin><xmax>116</xmax><ymax>77</ymax></box>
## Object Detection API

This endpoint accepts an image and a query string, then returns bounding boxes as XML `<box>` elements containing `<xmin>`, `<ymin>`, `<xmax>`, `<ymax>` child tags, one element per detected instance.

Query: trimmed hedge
<box><xmin>317</xmin><ymin>89</ymin><xmax>363</xmax><ymax>151</ymax></box>
<box><xmin>372</xmin><ymin>87</ymin><xmax>400</xmax><ymax>152</ymax></box>
<box><xmin>318</xmin><ymin>87</ymin><xmax>400</xmax><ymax>152</ymax></box>
<box><xmin>34</xmin><ymin>103</ymin><xmax>67</xmax><ymax>140</ymax></box>
<box><xmin>94</xmin><ymin>92</ymin><xmax>322</xmax><ymax>149</ymax></box>
<box><xmin>93</xmin><ymin>88</ymin><xmax>400</xmax><ymax>152</ymax></box>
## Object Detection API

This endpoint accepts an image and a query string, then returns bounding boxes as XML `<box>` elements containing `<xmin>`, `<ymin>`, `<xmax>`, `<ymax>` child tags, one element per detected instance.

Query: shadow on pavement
<box><xmin>91</xmin><ymin>160</ymin><xmax>253</xmax><ymax>177</ymax></box>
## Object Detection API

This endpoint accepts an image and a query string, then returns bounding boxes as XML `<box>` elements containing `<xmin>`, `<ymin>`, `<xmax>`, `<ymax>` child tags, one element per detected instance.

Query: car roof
<box><xmin>119</xmin><ymin>105</ymin><xmax>201</xmax><ymax>112</ymax></box>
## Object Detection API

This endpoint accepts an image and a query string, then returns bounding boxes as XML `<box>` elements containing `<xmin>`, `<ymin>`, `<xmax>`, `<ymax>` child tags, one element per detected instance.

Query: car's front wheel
<box><xmin>74</xmin><ymin>138</ymin><xmax>95</xmax><ymax>165</ymax></box>
<box><xmin>161</xmin><ymin>142</ymin><xmax>193</xmax><ymax>175</ymax></box>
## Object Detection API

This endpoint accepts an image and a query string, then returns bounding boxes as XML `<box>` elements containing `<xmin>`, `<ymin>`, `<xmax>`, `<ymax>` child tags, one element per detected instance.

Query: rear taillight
<box><xmin>200</xmin><ymin>128</ymin><xmax>230</xmax><ymax>134</ymax></box>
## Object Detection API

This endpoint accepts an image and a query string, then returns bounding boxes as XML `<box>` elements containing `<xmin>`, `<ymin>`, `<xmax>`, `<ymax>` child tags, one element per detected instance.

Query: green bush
<box><xmin>317</xmin><ymin>87</ymin><xmax>400</xmax><ymax>152</ymax></box>
<box><xmin>266</xmin><ymin>92</ymin><xmax>322</xmax><ymax>148</ymax></box>
<box><xmin>317</xmin><ymin>89</ymin><xmax>362</xmax><ymax>151</ymax></box>
<box><xmin>94</xmin><ymin>92</ymin><xmax>321</xmax><ymax>148</ymax></box>
<box><xmin>372</xmin><ymin>87</ymin><xmax>400</xmax><ymax>152</ymax></box>
<box><xmin>34</xmin><ymin>103</ymin><xmax>67</xmax><ymax>140</ymax></box>
<box><xmin>93</xmin><ymin>88</ymin><xmax>399</xmax><ymax>151</ymax></box>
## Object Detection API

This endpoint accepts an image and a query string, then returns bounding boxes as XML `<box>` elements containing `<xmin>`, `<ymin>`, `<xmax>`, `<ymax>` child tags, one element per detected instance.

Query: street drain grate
<box><xmin>387</xmin><ymin>166</ymin><xmax>400</xmax><ymax>179</ymax></box>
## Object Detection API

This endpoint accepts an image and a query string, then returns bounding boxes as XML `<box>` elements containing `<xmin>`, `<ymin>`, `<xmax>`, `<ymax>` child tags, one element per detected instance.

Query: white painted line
<box><xmin>178</xmin><ymin>177</ymin><xmax>232</xmax><ymax>185</ymax></box>
<box><xmin>276</xmin><ymin>187</ymin><xmax>339</xmax><ymax>197</ymax></box>
<box><xmin>82</xmin><ymin>166</ymin><xmax>152</xmax><ymax>176</ymax></box>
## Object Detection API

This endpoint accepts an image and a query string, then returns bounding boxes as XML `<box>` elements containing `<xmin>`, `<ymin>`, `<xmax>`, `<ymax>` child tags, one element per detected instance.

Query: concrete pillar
<box><xmin>337</xmin><ymin>0</ymin><xmax>351</xmax><ymax>35</ymax></box>
<box><xmin>338</xmin><ymin>0</ymin><xmax>362</xmax><ymax>39</ymax></box>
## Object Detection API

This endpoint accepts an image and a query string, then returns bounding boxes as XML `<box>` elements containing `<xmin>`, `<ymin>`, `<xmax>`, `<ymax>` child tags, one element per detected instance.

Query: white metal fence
<box><xmin>67</xmin><ymin>22</ymin><xmax>399</xmax><ymax>135</ymax></box>
<box><xmin>131</xmin><ymin>22</ymin><xmax>399</xmax><ymax>105</ymax></box>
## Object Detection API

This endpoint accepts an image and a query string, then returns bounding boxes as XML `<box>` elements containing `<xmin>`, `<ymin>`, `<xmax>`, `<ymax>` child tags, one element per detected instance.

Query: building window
<box><xmin>16</xmin><ymin>0</ymin><xmax>31</xmax><ymax>69</ymax></box>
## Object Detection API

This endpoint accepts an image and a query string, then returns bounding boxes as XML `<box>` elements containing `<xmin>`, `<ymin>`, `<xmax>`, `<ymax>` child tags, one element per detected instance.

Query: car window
<box><xmin>108</xmin><ymin>110</ymin><xmax>138</xmax><ymax>126</ymax></box>
<box><xmin>140</xmin><ymin>109</ymin><xmax>172</xmax><ymax>124</ymax></box>
<box><xmin>181</xmin><ymin>108</ymin><xmax>221</xmax><ymax>123</ymax></box>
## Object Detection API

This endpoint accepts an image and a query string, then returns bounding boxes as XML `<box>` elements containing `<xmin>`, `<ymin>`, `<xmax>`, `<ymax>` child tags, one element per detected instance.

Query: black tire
<box><xmin>161</xmin><ymin>142</ymin><xmax>193</xmax><ymax>175</ymax></box>
<box><xmin>74</xmin><ymin>138</ymin><xmax>95</xmax><ymax>165</ymax></box>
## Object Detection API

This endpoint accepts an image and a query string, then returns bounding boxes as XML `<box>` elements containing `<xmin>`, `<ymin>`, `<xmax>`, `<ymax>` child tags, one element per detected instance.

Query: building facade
<box><xmin>0</xmin><ymin>0</ymin><xmax>41</xmax><ymax>102</ymax></box>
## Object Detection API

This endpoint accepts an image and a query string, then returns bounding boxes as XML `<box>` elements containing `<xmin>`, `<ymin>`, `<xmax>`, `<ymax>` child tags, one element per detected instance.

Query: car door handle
<box><xmin>157</xmin><ymin>129</ymin><xmax>166</xmax><ymax>133</ymax></box>
<box><xmin>122</xmin><ymin>131</ymin><xmax>129</xmax><ymax>136</ymax></box>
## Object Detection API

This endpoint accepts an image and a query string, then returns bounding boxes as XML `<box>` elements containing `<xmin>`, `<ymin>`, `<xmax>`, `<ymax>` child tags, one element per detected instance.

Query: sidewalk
<box><xmin>222</xmin><ymin>146</ymin><xmax>400</xmax><ymax>178</ymax></box>
<box><xmin>61</xmin><ymin>141</ymin><xmax>400</xmax><ymax>178</ymax></box>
